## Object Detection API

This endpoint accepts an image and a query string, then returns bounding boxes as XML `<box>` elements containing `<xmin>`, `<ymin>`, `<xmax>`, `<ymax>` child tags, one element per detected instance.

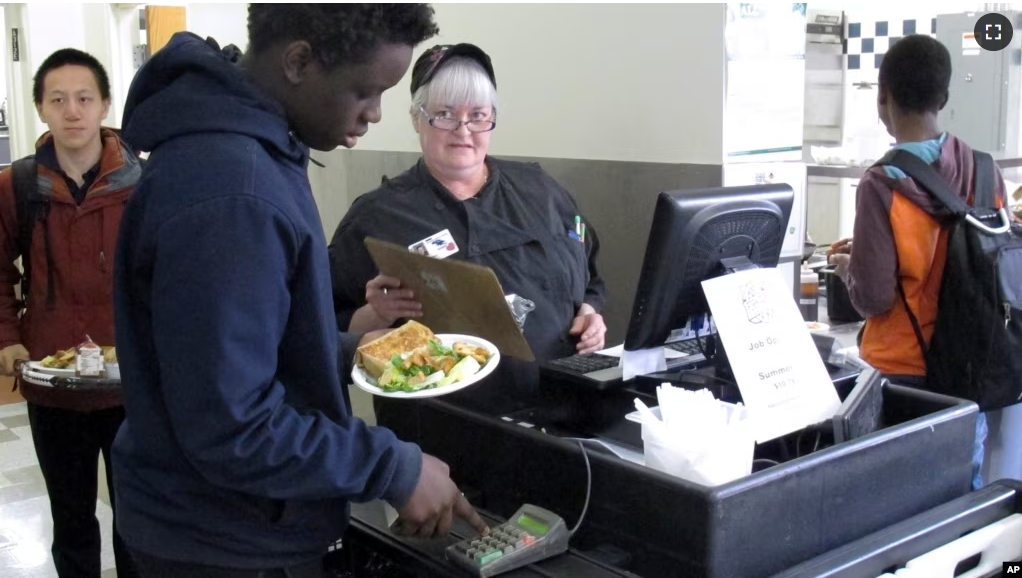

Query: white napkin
<box><xmin>634</xmin><ymin>385</ymin><xmax>755</xmax><ymax>486</ymax></box>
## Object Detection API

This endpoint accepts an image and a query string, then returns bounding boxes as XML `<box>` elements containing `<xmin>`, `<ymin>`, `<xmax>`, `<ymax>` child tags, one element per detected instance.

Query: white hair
<box><xmin>410</xmin><ymin>57</ymin><xmax>498</xmax><ymax>117</ymax></box>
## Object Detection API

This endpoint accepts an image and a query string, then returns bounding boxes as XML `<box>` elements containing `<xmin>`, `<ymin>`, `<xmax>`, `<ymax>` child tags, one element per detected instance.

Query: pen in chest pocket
<box><xmin>571</xmin><ymin>215</ymin><xmax>586</xmax><ymax>243</ymax></box>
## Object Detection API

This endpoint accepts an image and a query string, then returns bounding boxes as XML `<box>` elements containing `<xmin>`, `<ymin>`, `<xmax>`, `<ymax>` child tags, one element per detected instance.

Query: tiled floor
<box><xmin>0</xmin><ymin>402</ymin><xmax>118</xmax><ymax>578</ymax></box>
<box><xmin>0</xmin><ymin>386</ymin><xmax>375</xmax><ymax>578</ymax></box>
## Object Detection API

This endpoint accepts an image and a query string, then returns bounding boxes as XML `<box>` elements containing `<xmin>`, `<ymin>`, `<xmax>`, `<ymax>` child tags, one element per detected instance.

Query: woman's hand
<box><xmin>366</xmin><ymin>275</ymin><xmax>423</xmax><ymax>324</ymax></box>
<box><xmin>569</xmin><ymin>304</ymin><xmax>607</xmax><ymax>354</ymax></box>
<box><xmin>350</xmin><ymin>275</ymin><xmax>423</xmax><ymax>333</ymax></box>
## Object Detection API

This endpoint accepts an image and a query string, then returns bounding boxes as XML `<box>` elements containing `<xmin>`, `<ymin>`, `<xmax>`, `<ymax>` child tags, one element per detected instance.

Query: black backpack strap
<box><xmin>876</xmin><ymin>149</ymin><xmax>972</xmax><ymax>217</ymax></box>
<box><xmin>896</xmin><ymin>281</ymin><xmax>929</xmax><ymax>361</ymax></box>
<box><xmin>11</xmin><ymin>156</ymin><xmax>37</xmax><ymax>310</ymax></box>
<box><xmin>972</xmin><ymin>151</ymin><xmax>997</xmax><ymax>210</ymax></box>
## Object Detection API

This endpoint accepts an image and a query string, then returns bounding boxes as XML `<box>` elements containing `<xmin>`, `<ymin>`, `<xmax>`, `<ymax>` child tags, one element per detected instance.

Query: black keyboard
<box><xmin>540</xmin><ymin>335</ymin><xmax>712</xmax><ymax>391</ymax></box>
<box><xmin>666</xmin><ymin>338</ymin><xmax>707</xmax><ymax>356</ymax></box>
<box><xmin>544</xmin><ymin>354</ymin><xmax>619</xmax><ymax>374</ymax></box>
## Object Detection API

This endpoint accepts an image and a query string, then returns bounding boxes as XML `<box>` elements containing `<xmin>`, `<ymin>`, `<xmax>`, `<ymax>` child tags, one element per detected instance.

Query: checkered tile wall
<box><xmin>843</xmin><ymin>17</ymin><xmax>938</xmax><ymax>69</ymax></box>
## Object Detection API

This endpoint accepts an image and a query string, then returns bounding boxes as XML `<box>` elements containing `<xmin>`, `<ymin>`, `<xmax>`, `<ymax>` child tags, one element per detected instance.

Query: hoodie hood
<box><xmin>867</xmin><ymin>133</ymin><xmax>1003</xmax><ymax>220</ymax></box>
<box><xmin>122</xmin><ymin>32</ymin><xmax>305</xmax><ymax>164</ymax></box>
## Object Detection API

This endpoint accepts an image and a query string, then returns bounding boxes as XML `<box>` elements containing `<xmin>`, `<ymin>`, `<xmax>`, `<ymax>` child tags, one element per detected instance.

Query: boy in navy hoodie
<box><xmin>112</xmin><ymin>5</ymin><xmax>487</xmax><ymax>576</ymax></box>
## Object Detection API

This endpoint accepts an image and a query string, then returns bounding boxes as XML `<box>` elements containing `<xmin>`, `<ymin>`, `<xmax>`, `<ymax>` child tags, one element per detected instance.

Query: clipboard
<box><xmin>365</xmin><ymin>237</ymin><xmax>535</xmax><ymax>361</ymax></box>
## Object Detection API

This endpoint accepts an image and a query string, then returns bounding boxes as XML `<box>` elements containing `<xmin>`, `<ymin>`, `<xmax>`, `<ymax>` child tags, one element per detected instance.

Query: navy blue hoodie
<box><xmin>111</xmin><ymin>33</ymin><xmax>422</xmax><ymax>568</ymax></box>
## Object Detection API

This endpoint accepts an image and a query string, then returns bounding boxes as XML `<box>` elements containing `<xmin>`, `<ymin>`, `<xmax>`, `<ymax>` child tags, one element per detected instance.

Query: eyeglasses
<box><xmin>419</xmin><ymin>107</ymin><xmax>496</xmax><ymax>133</ymax></box>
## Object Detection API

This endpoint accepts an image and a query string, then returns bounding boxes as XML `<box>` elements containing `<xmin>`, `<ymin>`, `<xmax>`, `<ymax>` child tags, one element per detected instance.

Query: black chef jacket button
<box><xmin>541</xmin><ymin>281</ymin><xmax>551</xmax><ymax>290</ymax></box>
<box><xmin>471</xmin><ymin>244</ymin><xmax>480</xmax><ymax>253</ymax></box>
<box><xmin>434</xmin><ymin>201</ymin><xmax>443</xmax><ymax>210</ymax></box>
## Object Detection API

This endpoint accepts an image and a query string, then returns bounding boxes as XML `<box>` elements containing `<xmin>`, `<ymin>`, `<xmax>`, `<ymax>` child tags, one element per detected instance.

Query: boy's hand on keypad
<box><xmin>393</xmin><ymin>453</ymin><xmax>489</xmax><ymax>539</ymax></box>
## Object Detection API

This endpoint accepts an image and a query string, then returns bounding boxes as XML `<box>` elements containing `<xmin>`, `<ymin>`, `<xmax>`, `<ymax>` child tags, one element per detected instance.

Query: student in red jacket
<box><xmin>0</xmin><ymin>49</ymin><xmax>140</xmax><ymax>578</ymax></box>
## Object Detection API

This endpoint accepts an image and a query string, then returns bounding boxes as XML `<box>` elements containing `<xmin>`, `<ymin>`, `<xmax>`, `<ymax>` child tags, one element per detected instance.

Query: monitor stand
<box><xmin>720</xmin><ymin>256</ymin><xmax>758</xmax><ymax>274</ymax></box>
<box><xmin>636</xmin><ymin>331</ymin><xmax>861</xmax><ymax>404</ymax></box>
<box><xmin>635</xmin><ymin>334</ymin><xmax>744</xmax><ymax>403</ymax></box>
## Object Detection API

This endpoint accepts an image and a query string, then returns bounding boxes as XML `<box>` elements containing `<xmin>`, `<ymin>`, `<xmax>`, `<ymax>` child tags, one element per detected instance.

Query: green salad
<box><xmin>375</xmin><ymin>339</ymin><xmax>491</xmax><ymax>392</ymax></box>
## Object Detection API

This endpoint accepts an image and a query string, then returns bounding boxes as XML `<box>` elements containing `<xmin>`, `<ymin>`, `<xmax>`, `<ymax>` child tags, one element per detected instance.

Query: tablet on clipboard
<box><xmin>364</xmin><ymin>237</ymin><xmax>535</xmax><ymax>361</ymax></box>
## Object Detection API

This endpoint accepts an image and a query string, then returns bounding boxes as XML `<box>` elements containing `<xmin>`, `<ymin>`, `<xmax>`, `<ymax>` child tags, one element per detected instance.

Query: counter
<box><xmin>330</xmin><ymin>357</ymin><xmax>977</xmax><ymax>577</ymax></box>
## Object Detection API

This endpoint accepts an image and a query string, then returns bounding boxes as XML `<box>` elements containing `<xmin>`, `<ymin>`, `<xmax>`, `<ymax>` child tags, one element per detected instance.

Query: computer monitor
<box><xmin>624</xmin><ymin>184</ymin><xmax>794</xmax><ymax>351</ymax></box>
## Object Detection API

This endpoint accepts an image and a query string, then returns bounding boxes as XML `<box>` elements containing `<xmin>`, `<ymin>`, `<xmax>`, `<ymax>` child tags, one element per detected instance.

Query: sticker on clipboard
<box><xmin>409</xmin><ymin>229</ymin><xmax>459</xmax><ymax>259</ymax></box>
<box><xmin>420</xmin><ymin>272</ymin><xmax>448</xmax><ymax>293</ymax></box>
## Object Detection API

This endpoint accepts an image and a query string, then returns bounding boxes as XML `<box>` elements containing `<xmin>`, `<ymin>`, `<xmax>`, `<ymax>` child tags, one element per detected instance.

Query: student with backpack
<box><xmin>828</xmin><ymin>35</ymin><xmax>1022</xmax><ymax>489</ymax></box>
<box><xmin>0</xmin><ymin>49</ymin><xmax>140</xmax><ymax>578</ymax></box>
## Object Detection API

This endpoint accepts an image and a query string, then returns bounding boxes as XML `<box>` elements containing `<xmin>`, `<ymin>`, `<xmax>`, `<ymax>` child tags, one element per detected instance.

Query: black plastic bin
<box><xmin>822</xmin><ymin>265</ymin><xmax>864</xmax><ymax>322</ymax></box>
<box><xmin>384</xmin><ymin>384</ymin><xmax>979</xmax><ymax>578</ymax></box>
<box><xmin>771</xmin><ymin>479</ymin><xmax>1022</xmax><ymax>578</ymax></box>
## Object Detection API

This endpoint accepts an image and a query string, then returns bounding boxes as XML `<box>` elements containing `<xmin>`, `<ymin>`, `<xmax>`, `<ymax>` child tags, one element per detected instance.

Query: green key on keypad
<box><xmin>480</xmin><ymin>550</ymin><xmax>503</xmax><ymax>565</ymax></box>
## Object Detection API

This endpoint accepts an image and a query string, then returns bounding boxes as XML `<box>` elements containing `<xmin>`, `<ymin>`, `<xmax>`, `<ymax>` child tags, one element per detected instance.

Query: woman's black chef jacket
<box><xmin>328</xmin><ymin>157</ymin><xmax>607</xmax><ymax>363</ymax></box>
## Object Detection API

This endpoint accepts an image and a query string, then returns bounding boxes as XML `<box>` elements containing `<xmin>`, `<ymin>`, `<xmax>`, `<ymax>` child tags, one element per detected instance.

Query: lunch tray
<box><xmin>15</xmin><ymin>359</ymin><xmax>121</xmax><ymax>390</ymax></box>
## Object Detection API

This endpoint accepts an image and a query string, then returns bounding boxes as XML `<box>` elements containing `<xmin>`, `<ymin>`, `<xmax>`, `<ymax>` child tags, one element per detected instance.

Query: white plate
<box><xmin>351</xmin><ymin>334</ymin><xmax>501</xmax><ymax>399</ymax></box>
<box><xmin>26</xmin><ymin>361</ymin><xmax>75</xmax><ymax>377</ymax></box>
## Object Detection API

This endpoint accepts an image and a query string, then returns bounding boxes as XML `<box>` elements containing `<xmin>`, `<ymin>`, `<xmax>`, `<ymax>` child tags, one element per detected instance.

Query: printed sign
<box><xmin>702</xmin><ymin>268</ymin><xmax>841</xmax><ymax>441</ymax></box>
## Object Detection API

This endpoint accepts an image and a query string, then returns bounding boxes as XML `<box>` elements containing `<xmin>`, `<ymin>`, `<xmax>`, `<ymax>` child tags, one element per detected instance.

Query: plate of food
<box><xmin>351</xmin><ymin>321</ymin><xmax>500</xmax><ymax>398</ymax></box>
<box><xmin>28</xmin><ymin>348</ymin><xmax>78</xmax><ymax>377</ymax></box>
<box><xmin>22</xmin><ymin>345</ymin><xmax>120</xmax><ymax>383</ymax></box>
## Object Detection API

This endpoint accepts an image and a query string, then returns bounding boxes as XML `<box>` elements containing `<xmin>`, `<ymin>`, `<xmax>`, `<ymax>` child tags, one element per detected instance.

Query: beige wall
<box><xmin>359</xmin><ymin>3</ymin><xmax>727</xmax><ymax>166</ymax></box>
<box><xmin>186</xmin><ymin>3</ymin><xmax>249</xmax><ymax>50</ymax></box>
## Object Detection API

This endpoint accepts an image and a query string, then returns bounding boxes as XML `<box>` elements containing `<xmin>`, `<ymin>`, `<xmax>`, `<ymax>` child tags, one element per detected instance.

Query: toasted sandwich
<box><xmin>355</xmin><ymin>320</ymin><xmax>436</xmax><ymax>379</ymax></box>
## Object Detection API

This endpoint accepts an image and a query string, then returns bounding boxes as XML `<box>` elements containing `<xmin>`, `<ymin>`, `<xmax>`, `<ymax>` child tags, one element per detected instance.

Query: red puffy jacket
<box><xmin>0</xmin><ymin>129</ymin><xmax>141</xmax><ymax>410</ymax></box>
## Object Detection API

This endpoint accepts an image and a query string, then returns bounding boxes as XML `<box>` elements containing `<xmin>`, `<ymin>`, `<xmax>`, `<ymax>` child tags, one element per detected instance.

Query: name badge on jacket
<box><xmin>409</xmin><ymin>229</ymin><xmax>459</xmax><ymax>259</ymax></box>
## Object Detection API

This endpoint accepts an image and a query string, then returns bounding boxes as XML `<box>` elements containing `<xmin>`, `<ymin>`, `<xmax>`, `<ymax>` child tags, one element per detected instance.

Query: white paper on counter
<box><xmin>597</xmin><ymin>343</ymin><xmax>691</xmax><ymax>360</ymax></box>
<box><xmin>622</xmin><ymin>347</ymin><xmax>667</xmax><ymax>381</ymax></box>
